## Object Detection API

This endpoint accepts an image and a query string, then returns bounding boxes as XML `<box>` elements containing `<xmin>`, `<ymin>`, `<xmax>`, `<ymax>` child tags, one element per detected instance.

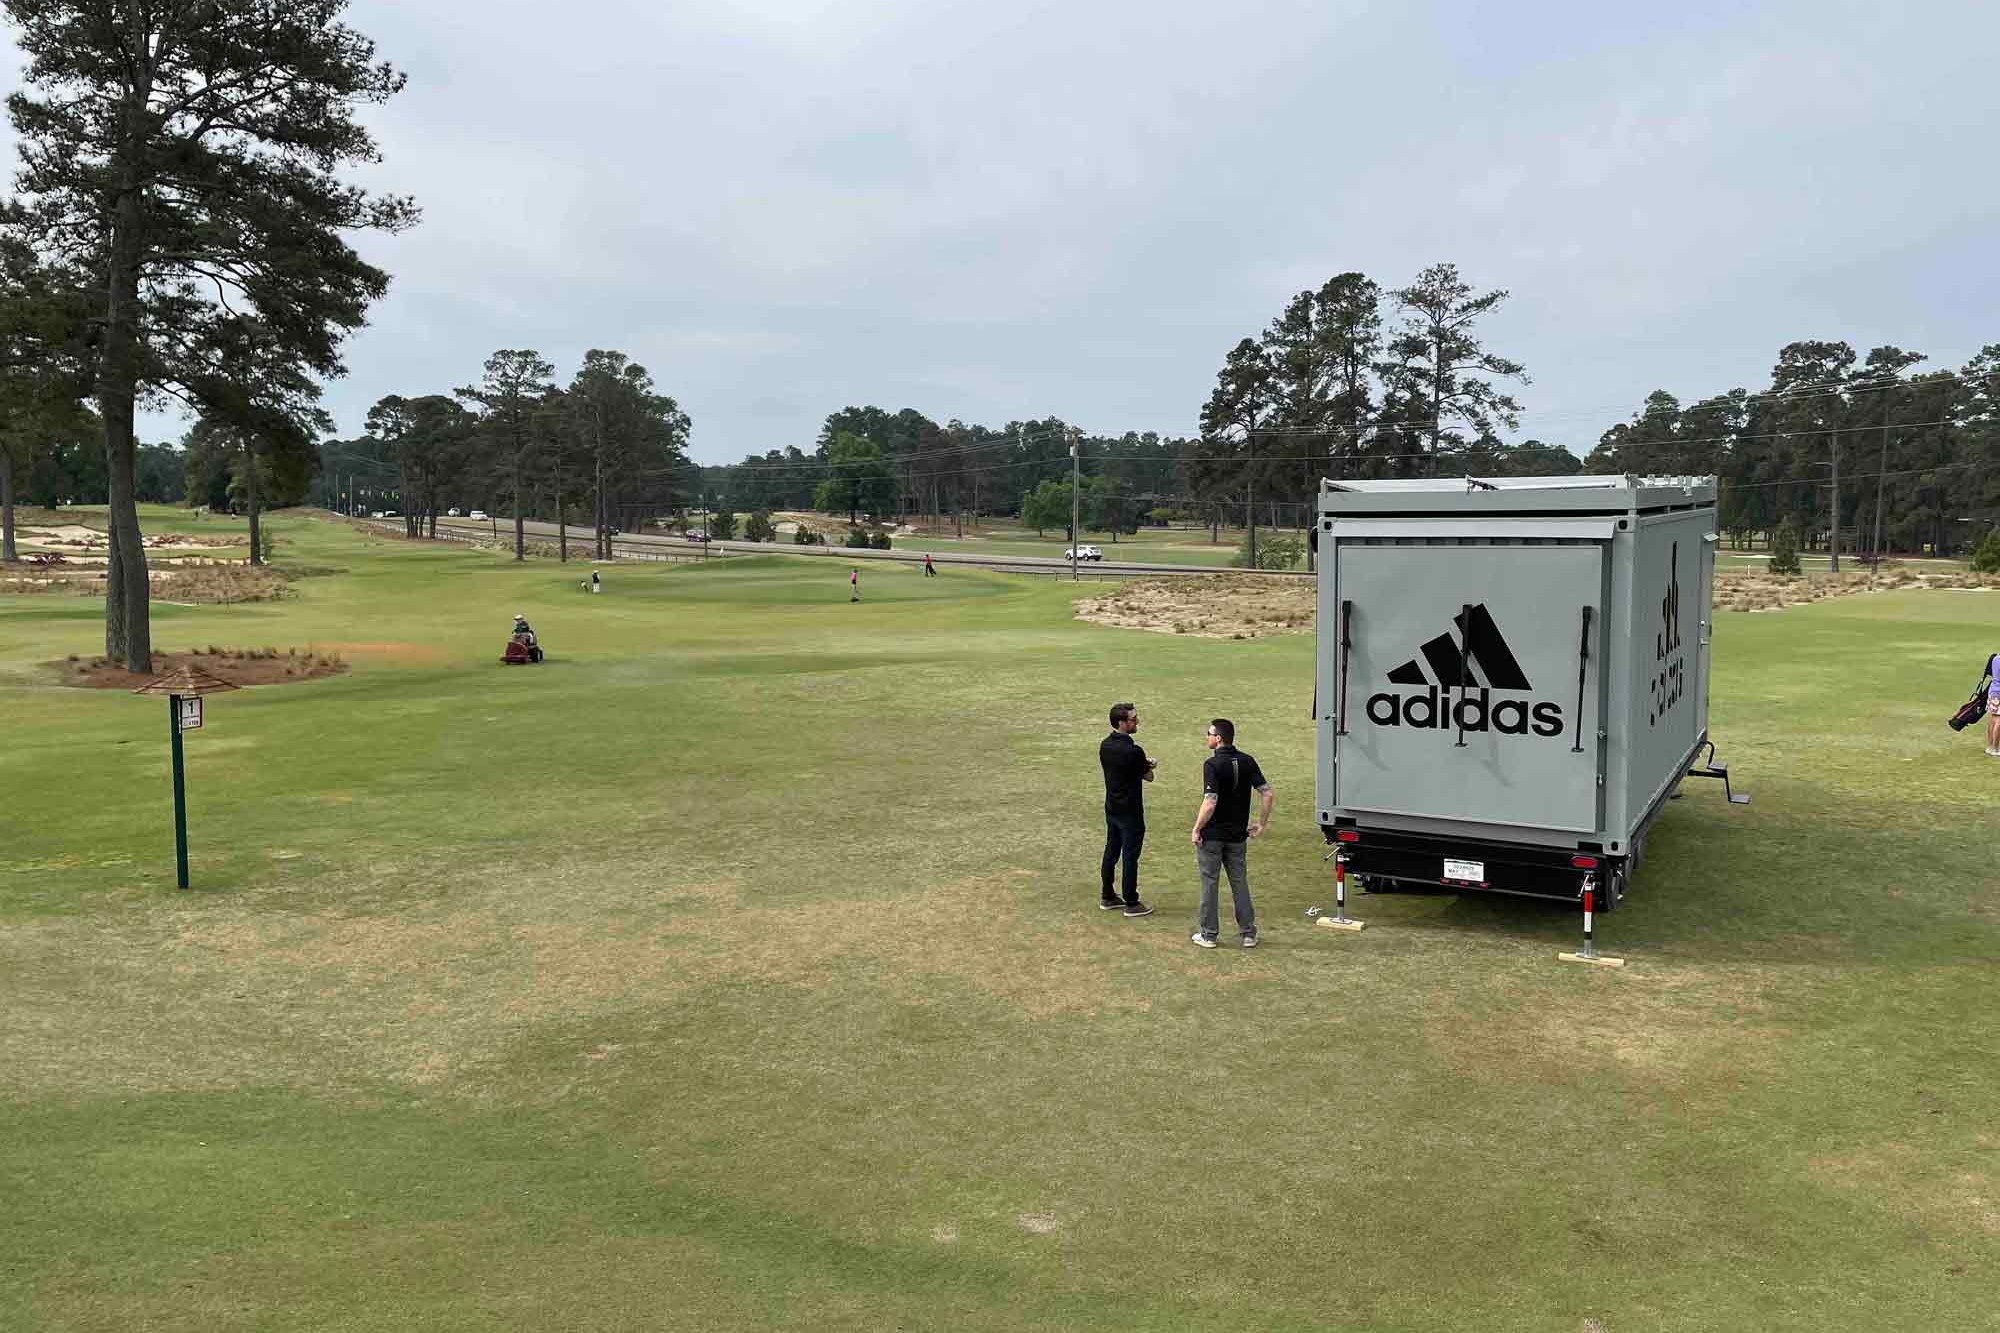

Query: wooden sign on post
<box><xmin>134</xmin><ymin>664</ymin><xmax>239</xmax><ymax>889</ymax></box>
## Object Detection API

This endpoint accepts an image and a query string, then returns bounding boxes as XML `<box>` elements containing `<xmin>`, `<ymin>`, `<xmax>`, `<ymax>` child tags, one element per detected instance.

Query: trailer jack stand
<box><xmin>1314</xmin><ymin>850</ymin><xmax>1365</xmax><ymax>932</ymax></box>
<box><xmin>1559</xmin><ymin>876</ymin><xmax>1624</xmax><ymax>968</ymax></box>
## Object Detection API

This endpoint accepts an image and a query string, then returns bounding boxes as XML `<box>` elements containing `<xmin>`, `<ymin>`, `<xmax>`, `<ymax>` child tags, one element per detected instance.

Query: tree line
<box><xmin>699</xmin><ymin>262</ymin><xmax>1556</xmax><ymax>567</ymax></box>
<box><xmin>700</xmin><ymin>262</ymin><xmax>1999</xmax><ymax>568</ymax></box>
<box><xmin>703</xmin><ymin>407</ymin><xmax>1190</xmax><ymax>541</ymax></box>
<box><xmin>316</xmin><ymin>348</ymin><xmax>694</xmax><ymax>562</ymax></box>
<box><xmin>1584</xmin><ymin>343</ymin><xmax>2000</xmax><ymax>559</ymax></box>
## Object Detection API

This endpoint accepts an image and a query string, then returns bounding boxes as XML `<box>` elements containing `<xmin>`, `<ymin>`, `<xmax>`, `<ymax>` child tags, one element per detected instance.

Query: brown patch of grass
<box><xmin>1809</xmin><ymin>1142</ymin><xmax>2000</xmax><ymax>1237</ymax></box>
<box><xmin>0</xmin><ymin>861</ymin><xmax>1148</xmax><ymax>1101</ymax></box>
<box><xmin>1076</xmin><ymin>574</ymin><xmax>1313</xmax><ymax>639</ymax></box>
<box><xmin>53</xmin><ymin>647</ymin><xmax>347</xmax><ymax>690</ymax></box>
<box><xmin>315</xmin><ymin>641</ymin><xmax>446</xmax><ymax>666</ymax></box>
<box><xmin>1420</xmin><ymin>959</ymin><xmax>1790</xmax><ymax>1093</ymax></box>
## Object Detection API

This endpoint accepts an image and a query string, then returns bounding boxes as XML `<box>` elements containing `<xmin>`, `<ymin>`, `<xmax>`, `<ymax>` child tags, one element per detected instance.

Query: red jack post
<box><xmin>1317</xmin><ymin>849</ymin><xmax>1365</xmax><ymax>932</ymax></box>
<box><xmin>1559</xmin><ymin>873</ymin><xmax>1625</xmax><ymax>967</ymax></box>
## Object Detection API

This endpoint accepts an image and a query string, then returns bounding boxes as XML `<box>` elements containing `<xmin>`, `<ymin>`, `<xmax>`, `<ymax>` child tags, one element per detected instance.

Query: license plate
<box><xmin>1443</xmin><ymin>858</ymin><xmax>1485</xmax><ymax>883</ymax></box>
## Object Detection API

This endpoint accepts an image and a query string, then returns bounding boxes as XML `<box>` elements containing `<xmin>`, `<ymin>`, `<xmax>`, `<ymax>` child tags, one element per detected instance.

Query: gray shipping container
<box><xmin>1314</xmin><ymin>475</ymin><xmax>1743</xmax><ymax>909</ymax></box>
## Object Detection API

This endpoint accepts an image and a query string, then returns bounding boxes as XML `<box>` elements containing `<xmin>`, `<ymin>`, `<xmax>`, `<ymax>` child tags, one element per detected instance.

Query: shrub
<box><xmin>1769</xmin><ymin>516</ymin><xmax>1803</xmax><ymax>576</ymax></box>
<box><xmin>1229</xmin><ymin>533</ymin><xmax>1305</xmax><ymax>570</ymax></box>
<box><xmin>793</xmin><ymin>525</ymin><xmax>822</xmax><ymax>546</ymax></box>
<box><xmin>1971</xmin><ymin>529</ymin><xmax>2000</xmax><ymax>574</ymax></box>
<box><xmin>707</xmin><ymin>510</ymin><xmax>738</xmax><ymax>541</ymax></box>
<box><xmin>869</xmin><ymin>530</ymin><xmax>892</xmax><ymax>550</ymax></box>
<box><xmin>844</xmin><ymin>527</ymin><xmax>873</xmax><ymax>549</ymax></box>
<box><xmin>744</xmin><ymin>510</ymin><xmax>776</xmax><ymax>542</ymax></box>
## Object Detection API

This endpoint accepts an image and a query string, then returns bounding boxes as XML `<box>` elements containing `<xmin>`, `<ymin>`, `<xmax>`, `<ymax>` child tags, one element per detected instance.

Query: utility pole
<box><xmin>1870</xmin><ymin>402</ymin><xmax>1892</xmax><ymax>567</ymax></box>
<box><xmin>1246</xmin><ymin>427</ymin><xmax>1258</xmax><ymax>570</ymax></box>
<box><xmin>1069</xmin><ymin>427</ymin><xmax>1080</xmax><ymax>581</ymax></box>
<box><xmin>1828</xmin><ymin>427</ymin><xmax>1841</xmax><ymax>572</ymax></box>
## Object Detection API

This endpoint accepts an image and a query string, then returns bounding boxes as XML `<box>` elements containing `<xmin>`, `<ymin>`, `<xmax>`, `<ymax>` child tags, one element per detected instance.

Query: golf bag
<box><xmin>1949</xmin><ymin>687</ymin><xmax>1989</xmax><ymax>732</ymax></box>
<box><xmin>1951</xmin><ymin>655</ymin><xmax>1999</xmax><ymax>732</ymax></box>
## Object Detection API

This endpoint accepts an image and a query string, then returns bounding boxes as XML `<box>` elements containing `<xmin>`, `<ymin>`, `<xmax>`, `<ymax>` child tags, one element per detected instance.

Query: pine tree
<box><xmin>1770</xmin><ymin>515</ymin><xmax>1804</xmax><ymax>576</ymax></box>
<box><xmin>6</xmin><ymin>0</ymin><xmax>417</xmax><ymax>669</ymax></box>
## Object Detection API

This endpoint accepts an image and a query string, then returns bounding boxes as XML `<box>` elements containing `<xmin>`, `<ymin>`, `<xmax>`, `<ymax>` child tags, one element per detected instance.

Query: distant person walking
<box><xmin>1987</xmin><ymin>653</ymin><xmax>2000</xmax><ymax>756</ymax></box>
<box><xmin>923</xmin><ymin>552</ymin><xmax>937</xmax><ymax>577</ymax></box>
<box><xmin>1099</xmin><ymin>702</ymin><xmax>1156</xmax><ymax>916</ymax></box>
<box><xmin>1189</xmin><ymin>718</ymin><xmax>1271</xmax><ymax>949</ymax></box>
<box><xmin>849</xmin><ymin>567</ymin><xmax>860</xmax><ymax>602</ymax></box>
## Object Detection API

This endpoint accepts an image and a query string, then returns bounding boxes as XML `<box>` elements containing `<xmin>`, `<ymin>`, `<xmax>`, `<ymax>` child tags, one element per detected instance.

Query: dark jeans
<box><xmin>1101</xmin><ymin>813</ymin><xmax>1145</xmax><ymax>905</ymax></box>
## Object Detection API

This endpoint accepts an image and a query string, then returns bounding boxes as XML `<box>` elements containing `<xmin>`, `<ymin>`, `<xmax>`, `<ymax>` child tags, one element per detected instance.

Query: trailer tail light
<box><xmin>1570</xmin><ymin>855</ymin><xmax>1599</xmax><ymax>870</ymax></box>
<box><xmin>1336</xmin><ymin>830</ymin><xmax>1360</xmax><ymax>843</ymax></box>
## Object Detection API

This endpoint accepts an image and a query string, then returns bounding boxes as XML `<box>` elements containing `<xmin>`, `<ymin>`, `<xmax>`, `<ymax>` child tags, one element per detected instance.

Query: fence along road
<box><xmin>361</xmin><ymin>515</ymin><xmax>1314</xmax><ymax>580</ymax></box>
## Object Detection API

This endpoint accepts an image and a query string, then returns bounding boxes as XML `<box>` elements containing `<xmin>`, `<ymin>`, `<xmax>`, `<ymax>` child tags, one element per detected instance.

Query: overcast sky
<box><xmin>13</xmin><ymin>0</ymin><xmax>2000</xmax><ymax>463</ymax></box>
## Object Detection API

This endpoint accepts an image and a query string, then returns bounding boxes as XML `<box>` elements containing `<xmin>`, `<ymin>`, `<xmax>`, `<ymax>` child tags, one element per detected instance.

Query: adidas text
<box><xmin>1364</xmin><ymin>685</ymin><xmax>1565</xmax><ymax>738</ymax></box>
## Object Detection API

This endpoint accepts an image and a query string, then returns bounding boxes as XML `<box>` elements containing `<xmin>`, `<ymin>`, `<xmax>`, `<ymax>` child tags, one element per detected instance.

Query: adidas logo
<box><xmin>1648</xmin><ymin>542</ymin><xmax>1686</xmax><ymax>728</ymax></box>
<box><xmin>1365</xmin><ymin>603</ymin><xmax>1566</xmax><ymax>738</ymax></box>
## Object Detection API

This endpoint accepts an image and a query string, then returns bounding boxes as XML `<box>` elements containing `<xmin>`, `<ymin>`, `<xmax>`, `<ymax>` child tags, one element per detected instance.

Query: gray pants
<box><xmin>1196</xmin><ymin>839</ymin><xmax>1256</xmax><ymax>939</ymax></box>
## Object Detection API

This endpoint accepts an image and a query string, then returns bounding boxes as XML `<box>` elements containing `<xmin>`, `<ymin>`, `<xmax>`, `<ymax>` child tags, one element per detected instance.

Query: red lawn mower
<box><xmin>501</xmin><ymin>617</ymin><xmax>544</xmax><ymax>665</ymax></box>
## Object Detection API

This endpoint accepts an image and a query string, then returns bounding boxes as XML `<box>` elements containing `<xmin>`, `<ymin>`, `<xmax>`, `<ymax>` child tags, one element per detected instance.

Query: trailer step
<box><xmin>1685</xmin><ymin>762</ymin><xmax>1751</xmax><ymax>804</ymax></box>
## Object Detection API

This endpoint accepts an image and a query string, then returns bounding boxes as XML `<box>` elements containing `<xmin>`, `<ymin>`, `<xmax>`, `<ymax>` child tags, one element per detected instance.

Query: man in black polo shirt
<box><xmin>1098</xmin><ymin>701</ymin><xmax>1156</xmax><ymax>916</ymax></box>
<box><xmin>1189</xmin><ymin>717</ymin><xmax>1272</xmax><ymax>948</ymax></box>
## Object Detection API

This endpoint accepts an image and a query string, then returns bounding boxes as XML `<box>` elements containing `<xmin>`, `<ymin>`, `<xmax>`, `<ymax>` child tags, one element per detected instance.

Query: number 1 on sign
<box><xmin>178</xmin><ymin>697</ymin><xmax>203</xmax><ymax>732</ymax></box>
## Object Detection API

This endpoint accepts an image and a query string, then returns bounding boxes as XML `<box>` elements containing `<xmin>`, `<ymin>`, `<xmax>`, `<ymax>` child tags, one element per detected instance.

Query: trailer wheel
<box><xmin>1601</xmin><ymin>867</ymin><xmax>1627</xmax><ymax>912</ymax></box>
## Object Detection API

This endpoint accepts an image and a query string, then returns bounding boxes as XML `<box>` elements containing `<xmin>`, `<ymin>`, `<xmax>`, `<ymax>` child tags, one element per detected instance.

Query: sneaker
<box><xmin>1100</xmin><ymin>899</ymin><xmax>1123</xmax><ymax>910</ymax></box>
<box><xmin>1122</xmin><ymin>902</ymin><xmax>1154</xmax><ymax>917</ymax></box>
<box><xmin>1191</xmin><ymin>932</ymin><xmax>1216</xmax><ymax>948</ymax></box>
<box><xmin>1242</xmin><ymin>935</ymin><xmax>1259</xmax><ymax>949</ymax></box>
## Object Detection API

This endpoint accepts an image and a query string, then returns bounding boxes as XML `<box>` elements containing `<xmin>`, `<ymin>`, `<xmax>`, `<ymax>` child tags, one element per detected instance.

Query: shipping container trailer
<box><xmin>1314</xmin><ymin>474</ymin><xmax>1746</xmax><ymax>911</ymax></box>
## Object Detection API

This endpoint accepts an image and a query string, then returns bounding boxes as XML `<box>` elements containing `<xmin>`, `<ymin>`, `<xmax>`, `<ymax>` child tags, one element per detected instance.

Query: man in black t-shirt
<box><xmin>1097</xmin><ymin>701</ymin><xmax>1156</xmax><ymax>916</ymax></box>
<box><xmin>1189</xmin><ymin>718</ymin><xmax>1272</xmax><ymax>948</ymax></box>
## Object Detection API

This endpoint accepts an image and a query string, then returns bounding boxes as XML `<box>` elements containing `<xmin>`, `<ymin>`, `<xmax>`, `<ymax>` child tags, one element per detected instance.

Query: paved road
<box><xmin>377</xmin><ymin>515</ymin><xmax>1310</xmax><ymax>580</ymax></box>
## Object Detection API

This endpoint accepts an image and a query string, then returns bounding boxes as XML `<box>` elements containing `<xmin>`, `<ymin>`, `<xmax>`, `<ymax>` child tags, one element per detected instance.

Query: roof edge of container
<box><xmin>1317</xmin><ymin>473</ymin><xmax>1716</xmax><ymax>514</ymax></box>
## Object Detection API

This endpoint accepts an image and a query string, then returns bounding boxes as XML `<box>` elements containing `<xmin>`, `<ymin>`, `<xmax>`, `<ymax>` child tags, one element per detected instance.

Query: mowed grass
<box><xmin>2</xmin><ymin>509</ymin><xmax>1996</xmax><ymax>1331</ymax></box>
<box><xmin>886</xmin><ymin>519</ymin><xmax>1264</xmax><ymax>568</ymax></box>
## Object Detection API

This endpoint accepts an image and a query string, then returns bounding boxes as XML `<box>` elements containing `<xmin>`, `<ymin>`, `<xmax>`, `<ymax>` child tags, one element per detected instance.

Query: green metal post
<box><xmin>169</xmin><ymin>693</ymin><xmax>189</xmax><ymax>889</ymax></box>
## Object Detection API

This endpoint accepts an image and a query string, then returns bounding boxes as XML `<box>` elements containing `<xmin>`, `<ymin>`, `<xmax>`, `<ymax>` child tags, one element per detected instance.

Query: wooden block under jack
<box><xmin>1558</xmin><ymin>951</ymin><xmax>1626</xmax><ymax>968</ymax></box>
<box><xmin>1317</xmin><ymin>917</ymin><xmax>1365</xmax><ymax>932</ymax></box>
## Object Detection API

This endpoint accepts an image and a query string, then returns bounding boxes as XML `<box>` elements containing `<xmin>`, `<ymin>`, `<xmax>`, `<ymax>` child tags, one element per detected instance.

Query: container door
<box><xmin>1334</xmin><ymin>542</ymin><xmax>1604</xmax><ymax>833</ymax></box>
<box><xmin>1694</xmin><ymin>532</ymin><xmax>1717</xmax><ymax>741</ymax></box>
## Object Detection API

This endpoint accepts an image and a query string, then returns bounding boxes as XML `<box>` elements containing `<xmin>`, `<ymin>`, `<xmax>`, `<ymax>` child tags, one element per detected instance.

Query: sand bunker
<box><xmin>1076</xmin><ymin>575</ymin><xmax>1314</xmax><ymax>639</ymax></box>
<box><xmin>1713</xmin><ymin>564</ymin><xmax>2000</xmax><ymax>612</ymax></box>
<box><xmin>17</xmin><ymin>524</ymin><xmax>238</xmax><ymax>554</ymax></box>
<box><xmin>1</xmin><ymin>559</ymin><xmax>286</xmax><ymax>603</ymax></box>
<box><xmin>1073</xmin><ymin>564</ymin><xmax>2000</xmax><ymax>638</ymax></box>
